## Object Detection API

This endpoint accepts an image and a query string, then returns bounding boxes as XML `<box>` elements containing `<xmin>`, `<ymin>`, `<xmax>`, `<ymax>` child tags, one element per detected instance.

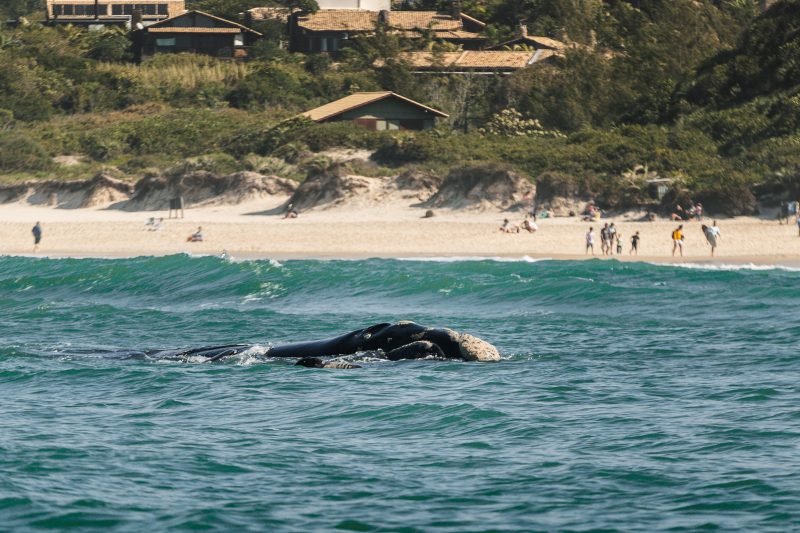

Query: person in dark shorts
<box><xmin>630</xmin><ymin>231</ymin><xmax>640</xmax><ymax>255</ymax></box>
<box><xmin>32</xmin><ymin>222</ymin><xmax>42</xmax><ymax>251</ymax></box>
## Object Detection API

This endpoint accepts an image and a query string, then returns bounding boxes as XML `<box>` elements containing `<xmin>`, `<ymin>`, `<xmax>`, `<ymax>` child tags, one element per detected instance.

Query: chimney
<box><xmin>517</xmin><ymin>21</ymin><xmax>527</xmax><ymax>38</ymax></box>
<box><xmin>450</xmin><ymin>0</ymin><xmax>461</xmax><ymax>20</ymax></box>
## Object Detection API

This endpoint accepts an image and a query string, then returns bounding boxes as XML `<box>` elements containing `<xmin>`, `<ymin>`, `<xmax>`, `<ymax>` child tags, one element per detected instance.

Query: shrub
<box><xmin>0</xmin><ymin>133</ymin><xmax>52</xmax><ymax>172</ymax></box>
<box><xmin>480</xmin><ymin>109</ymin><xmax>565</xmax><ymax>138</ymax></box>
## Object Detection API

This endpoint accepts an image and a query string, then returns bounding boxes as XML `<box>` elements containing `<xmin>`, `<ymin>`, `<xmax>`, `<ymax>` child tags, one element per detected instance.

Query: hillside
<box><xmin>0</xmin><ymin>0</ymin><xmax>797</xmax><ymax>214</ymax></box>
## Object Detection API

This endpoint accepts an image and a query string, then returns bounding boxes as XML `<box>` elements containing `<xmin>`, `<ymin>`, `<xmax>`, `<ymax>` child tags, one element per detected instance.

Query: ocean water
<box><xmin>1</xmin><ymin>255</ymin><xmax>799</xmax><ymax>531</ymax></box>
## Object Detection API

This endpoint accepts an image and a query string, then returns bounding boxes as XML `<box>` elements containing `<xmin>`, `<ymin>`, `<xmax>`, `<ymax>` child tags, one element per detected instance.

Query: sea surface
<box><xmin>1</xmin><ymin>255</ymin><xmax>798</xmax><ymax>532</ymax></box>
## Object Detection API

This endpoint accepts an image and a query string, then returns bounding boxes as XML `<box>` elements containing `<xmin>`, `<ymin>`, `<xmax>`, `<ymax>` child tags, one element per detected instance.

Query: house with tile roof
<box><xmin>301</xmin><ymin>91</ymin><xmax>448</xmax><ymax>130</ymax></box>
<box><xmin>288</xmin><ymin>5</ymin><xmax>486</xmax><ymax>53</ymax></box>
<box><xmin>136</xmin><ymin>10</ymin><xmax>262</xmax><ymax>59</ymax></box>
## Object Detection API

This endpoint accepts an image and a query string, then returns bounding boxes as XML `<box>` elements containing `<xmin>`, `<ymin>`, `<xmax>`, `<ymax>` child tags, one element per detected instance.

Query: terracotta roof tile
<box><xmin>148</xmin><ymin>27</ymin><xmax>242</xmax><ymax>33</ymax></box>
<box><xmin>397</xmin><ymin>50</ymin><xmax>547</xmax><ymax>70</ymax></box>
<box><xmin>295</xmin><ymin>9</ymin><xmax>484</xmax><ymax>34</ymax></box>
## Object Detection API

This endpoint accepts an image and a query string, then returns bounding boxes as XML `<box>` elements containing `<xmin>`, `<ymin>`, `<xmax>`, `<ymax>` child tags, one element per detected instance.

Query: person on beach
<box><xmin>695</xmin><ymin>203</ymin><xmax>703</xmax><ymax>221</ymax></box>
<box><xmin>616</xmin><ymin>233</ymin><xmax>623</xmax><ymax>255</ymax></box>
<box><xmin>702</xmin><ymin>221</ymin><xmax>721</xmax><ymax>257</ymax></box>
<box><xmin>500</xmin><ymin>218</ymin><xmax>519</xmax><ymax>233</ymax></box>
<box><xmin>600</xmin><ymin>223</ymin><xmax>610</xmax><ymax>255</ymax></box>
<box><xmin>284</xmin><ymin>203</ymin><xmax>298</xmax><ymax>219</ymax></box>
<box><xmin>608</xmin><ymin>223</ymin><xmax>617</xmax><ymax>255</ymax></box>
<box><xmin>586</xmin><ymin>227</ymin><xmax>595</xmax><ymax>255</ymax></box>
<box><xmin>672</xmin><ymin>225</ymin><xmax>684</xmax><ymax>257</ymax></box>
<box><xmin>32</xmin><ymin>222</ymin><xmax>42</xmax><ymax>251</ymax></box>
<box><xmin>630</xmin><ymin>231</ymin><xmax>640</xmax><ymax>255</ymax></box>
<box><xmin>796</xmin><ymin>211</ymin><xmax>800</xmax><ymax>236</ymax></box>
<box><xmin>521</xmin><ymin>217</ymin><xmax>538</xmax><ymax>233</ymax></box>
<box><xmin>187</xmin><ymin>226</ymin><xmax>203</xmax><ymax>242</ymax></box>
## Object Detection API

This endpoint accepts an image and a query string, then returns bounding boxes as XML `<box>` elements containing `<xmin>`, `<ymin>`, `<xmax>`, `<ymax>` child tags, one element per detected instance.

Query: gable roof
<box><xmin>295</xmin><ymin>9</ymin><xmax>484</xmax><ymax>35</ymax></box>
<box><xmin>301</xmin><ymin>91</ymin><xmax>448</xmax><ymax>122</ymax></box>
<box><xmin>147</xmin><ymin>10</ymin><xmax>262</xmax><ymax>36</ymax></box>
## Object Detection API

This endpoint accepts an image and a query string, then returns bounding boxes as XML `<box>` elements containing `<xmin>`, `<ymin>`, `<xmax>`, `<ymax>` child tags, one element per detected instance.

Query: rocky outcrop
<box><xmin>422</xmin><ymin>165</ymin><xmax>535</xmax><ymax>211</ymax></box>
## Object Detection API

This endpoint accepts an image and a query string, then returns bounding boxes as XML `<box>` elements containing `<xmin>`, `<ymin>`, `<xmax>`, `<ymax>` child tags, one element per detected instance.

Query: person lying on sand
<box><xmin>187</xmin><ymin>226</ymin><xmax>203</xmax><ymax>242</ymax></box>
<box><xmin>500</xmin><ymin>219</ymin><xmax>519</xmax><ymax>233</ymax></box>
<box><xmin>521</xmin><ymin>218</ymin><xmax>538</xmax><ymax>233</ymax></box>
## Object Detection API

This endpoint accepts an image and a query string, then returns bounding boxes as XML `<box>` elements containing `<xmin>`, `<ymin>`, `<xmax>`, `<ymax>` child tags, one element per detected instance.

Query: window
<box><xmin>112</xmin><ymin>5</ymin><xmax>122</xmax><ymax>15</ymax></box>
<box><xmin>157</xmin><ymin>4</ymin><xmax>168</xmax><ymax>15</ymax></box>
<box><xmin>155</xmin><ymin>38</ymin><xmax>176</xmax><ymax>47</ymax></box>
<box><xmin>63</xmin><ymin>4</ymin><xmax>73</xmax><ymax>15</ymax></box>
<box><xmin>142</xmin><ymin>4</ymin><xmax>156</xmax><ymax>15</ymax></box>
<box><xmin>52</xmin><ymin>4</ymin><xmax>63</xmax><ymax>15</ymax></box>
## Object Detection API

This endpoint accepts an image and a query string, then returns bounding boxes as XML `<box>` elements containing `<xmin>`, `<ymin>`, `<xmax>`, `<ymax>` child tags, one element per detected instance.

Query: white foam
<box><xmin>398</xmin><ymin>255</ymin><xmax>553</xmax><ymax>263</ymax></box>
<box><xmin>648</xmin><ymin>262</ymin><xmax>800</xmax><ymax>273</ymax></box>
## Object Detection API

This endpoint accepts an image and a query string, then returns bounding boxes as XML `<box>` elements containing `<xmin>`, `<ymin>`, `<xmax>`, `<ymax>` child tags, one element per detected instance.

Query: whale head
<box><xmin>443</xmin><ymin>330</ymin><xmax>500</xmax><ymax>362</ymax></box>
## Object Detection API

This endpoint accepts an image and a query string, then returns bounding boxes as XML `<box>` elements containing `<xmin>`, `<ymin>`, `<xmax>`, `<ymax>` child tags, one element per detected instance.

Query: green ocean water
<box><xmin>1</xmin><ymin>255</ymin><xmax>798</xmax><ymax>531</ymax></box>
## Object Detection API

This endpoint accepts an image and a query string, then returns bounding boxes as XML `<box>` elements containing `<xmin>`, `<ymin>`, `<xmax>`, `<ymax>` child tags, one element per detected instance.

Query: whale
<box><xmin>267</xmin><ymin>321</ymin><xmax>500</xmax><ymax>362</ymax></box>
<box><xmin>148</xmin><ymin>321</ymin><xmax>500</xmax><ymax>364</ymax></box>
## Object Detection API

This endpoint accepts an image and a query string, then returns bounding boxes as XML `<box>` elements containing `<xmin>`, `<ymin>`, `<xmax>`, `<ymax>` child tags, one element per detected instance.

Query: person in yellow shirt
<box><xmin>672</xmin><ymin>225</ymin><xmax>684</xmax><ymax>257</ymax></box>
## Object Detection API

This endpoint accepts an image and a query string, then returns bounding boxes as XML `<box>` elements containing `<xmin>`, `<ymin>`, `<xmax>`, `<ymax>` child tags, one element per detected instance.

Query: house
<box><xmin>394</xmin><ymin>50</ymin><xmax>559</xmax><ymax>73</ymax></box>
<box><xmin>46</xmin><ymin>0</ymin><xmax>185</xmax><ymax>26</ymax></box>
<box><xmin>488</xmin><ymin>24</ymin><xmax>567</xmax><ymax>52</ymax></box>
<box><xmin>301</xmin><ymin>91</ymin><xmax>448</xmax><ymax>130</ymax></box>
<box><xmin>289</xmin><ymin>6</ymin><xmax>486</xmax><ymax>52</ymax></box>
<box><xmin>138</xmin><ymin>10</ymin><xmax>262</xmax><ymax>58</ymax></box>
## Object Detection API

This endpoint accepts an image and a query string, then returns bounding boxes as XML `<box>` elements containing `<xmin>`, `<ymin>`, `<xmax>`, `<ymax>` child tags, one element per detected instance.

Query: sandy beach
<box><xmin>1</xmin><ymin>200</ymin><xmax>799</xmax><ymax>264</ymax></box>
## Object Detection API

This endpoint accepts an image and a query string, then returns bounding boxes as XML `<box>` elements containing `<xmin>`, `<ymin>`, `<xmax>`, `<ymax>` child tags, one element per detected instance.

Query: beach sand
<box><xmin>2</xmin><ymin>200</ymin><xmax>799</xmax><ymax>264</ymax></box>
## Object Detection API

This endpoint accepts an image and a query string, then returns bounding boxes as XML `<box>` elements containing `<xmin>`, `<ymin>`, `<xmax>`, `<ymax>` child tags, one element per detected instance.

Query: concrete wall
<box><xmin>316</xmin><ymin>0</ymin><xmax>390</xmax><ymax>11</ymax></box>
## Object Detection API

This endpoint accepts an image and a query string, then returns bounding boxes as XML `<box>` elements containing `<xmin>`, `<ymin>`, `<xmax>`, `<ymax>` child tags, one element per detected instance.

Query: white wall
<box><xmin>316</xmin><ymin>0</ymin><xmax>391</xmax><ymax>11</ymax></box>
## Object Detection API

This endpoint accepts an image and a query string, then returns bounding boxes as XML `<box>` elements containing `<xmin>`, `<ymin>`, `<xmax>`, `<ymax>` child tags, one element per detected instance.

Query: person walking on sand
<box><xmin>586</xmin><ymin>227</ymin><xmax>595</xmax><ymax>255</ymax></box>
<box><xmin>796</xmin><ymin>211</ymin><xmax>800</xmax><ymax>236</ymax></box>
<box><xmin>702</xmin><ymin>221</ymin><xmax>721</xmax><ymax>257</ymax></box>
<box><xmin>630</xmin><ymin>231</ymin><xmax>640</xmax><ymax>255</ymax></box>
<box><xmin>615</xmin><ymin>232</ymin><xmax>623</xmax><ymax>255</ymax></box>
<box><xmin>608</xmin><ymin>223</ymin><xmax>617</xmax><ymax>256</ymax></box>
<box><xmin>32</xmin><ymin>222</ymin><xmax>42</xmax><ymax>251</ymax></box>
<box><xmin>600</xmin><ymin>223</ymin><xmax>609</xmax><ymax>255</ymax></box>
<box><xmin>672</xmin><ymin>225</ymin><xmax>684</xmax><ymax>257</ymax></box>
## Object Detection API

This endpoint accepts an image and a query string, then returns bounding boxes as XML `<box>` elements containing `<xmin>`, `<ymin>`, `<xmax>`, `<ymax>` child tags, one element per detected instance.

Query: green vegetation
<box><xmin>1</xmin><ymin>0</ymin><xmax>798</xmax><ymax>214</ymax></box>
